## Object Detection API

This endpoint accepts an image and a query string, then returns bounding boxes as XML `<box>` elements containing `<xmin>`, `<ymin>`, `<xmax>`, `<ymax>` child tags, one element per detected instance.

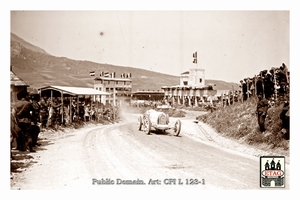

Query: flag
<box><xmin>104</xmin><ymin>72</ymin><xmax>110</xmax><ymax>77</ymax></box>
<box><xmin>90</xmin><ymin>71</ymin><xmax>95</xmax><ymax>76</ymax></box>
<box><xmin>193</xmin><ymin>52</ymin><xmax>197</xmax><ymax>58</ymax></box>
<box><xmin>193</xmin><ymin>51</ymin><xmax>197</xmax><ymax>64</ymax></box>
<box><xmin>111</xmin><ymin>72</ymin><xmax>116</xmax><ymax>78</ymax></box>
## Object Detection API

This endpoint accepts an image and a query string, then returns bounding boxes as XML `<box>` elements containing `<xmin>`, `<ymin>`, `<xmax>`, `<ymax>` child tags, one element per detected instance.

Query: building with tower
<box><xmin>162</xmin><ymin>68</ymin><xmax>216</xmax><ymax>107</ymax></box>
<box><xmin>162</xmin><ymin>52</ymin><xmax>217</xmax><ymax>107</ymax></box>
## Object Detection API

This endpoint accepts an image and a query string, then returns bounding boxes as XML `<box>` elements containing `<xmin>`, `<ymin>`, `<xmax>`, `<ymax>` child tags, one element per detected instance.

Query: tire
<box><xmin>137</xmin><ymin>115</ymin><xmax>142</xmax><ymax>131</ymax></box>
<box><xmin>143</xmin><ymin>114</ymin><xmax>151</xmax><ymax>135</ymax></box>
<box><xmin>174</xmin><ymin>119</ymin><xmax>181</xmax><ymax>136</ymax></box>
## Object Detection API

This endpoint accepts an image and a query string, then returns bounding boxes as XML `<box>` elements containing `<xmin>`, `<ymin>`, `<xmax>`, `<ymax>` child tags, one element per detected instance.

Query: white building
<box><xmin>162</xmin><ymin>68</ymin><xmax>216</xmax><ymax>106</ymax></box>
<box><xmin>94</xmin><ymin>76</ymin><xmax>132</xmax><ymax>106</ymax></box>
<box><xmin>180</xmin><ymin>68</ymin><xmax>205</xmax><ymax>87</ymax></box>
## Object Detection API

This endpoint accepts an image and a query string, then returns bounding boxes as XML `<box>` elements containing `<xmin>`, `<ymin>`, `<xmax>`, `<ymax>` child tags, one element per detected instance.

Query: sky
<box><xmin>9</xmin><ymin>9</ymin><xmax>290</xmax><ymax>83</ymax></box>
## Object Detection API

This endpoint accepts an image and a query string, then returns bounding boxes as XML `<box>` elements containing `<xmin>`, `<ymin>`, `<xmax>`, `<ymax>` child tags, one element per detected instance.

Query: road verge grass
<box><xmin>196</xmin><ymin>97</ymin><xmax>289</xmax><ymax>155</ymax></box>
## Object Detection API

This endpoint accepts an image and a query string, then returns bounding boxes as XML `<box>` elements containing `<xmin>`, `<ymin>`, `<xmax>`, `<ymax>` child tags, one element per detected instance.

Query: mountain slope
<box><xmin>11</xmin><ymin>33</ymin><xmax>49</xmax><ymax>55</ymax></box>
<box><xmin>10</xmin><ymin>32</ymin><xmax>239</xmax><ymax>91</ymax></box>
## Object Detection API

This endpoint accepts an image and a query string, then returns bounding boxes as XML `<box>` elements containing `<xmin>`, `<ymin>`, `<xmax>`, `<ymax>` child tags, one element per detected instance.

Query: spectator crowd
<box><xmin>226</xmin><ymin>63</ymin><xmax>290</xmax><ymax>140</ymax></box>
<box><xmin>239</xmin><ymin>63</ymin><xmax>289</xmax><ymax>102</ymax></box>
<box><xmin>11</xmin><ymin>90</ymin><xmax>119</xmax><ymax>154</ymax></box>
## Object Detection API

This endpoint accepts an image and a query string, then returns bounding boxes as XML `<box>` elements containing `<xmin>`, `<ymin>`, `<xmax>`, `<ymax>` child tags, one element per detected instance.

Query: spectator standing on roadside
<box><xmin>39</xmin><ymin>95</ymin><xmax>50</xmax><ymax>128</ymax></box>
<box><xmin>14</xmin><ymin>91</ymin><xmax>35</xmax><ymax>152</ymax></box>
<box><xmin>29</xmin><ymin>91</ymin><xmax>41</xmax><ymax>147</ymax></box>
<box><xmin>241</xmin><ymin>79</ymin><xmax>248</xmax><ymax>101</ymax></box>
<box><xmin>276</xmin><ymin>66</ymin><xmax>288</xmax><ymax>96</ymax></box>
<box><xmin>256</xmin><ymin>75</ymin><xmax>264</xmax><ymax>96</ymax></box>
<box><xmin>263</xmin><ymin>73</ymin><xmax>274</xmax><ymax>99</ymax></box>
<box><xmin>280</xmin><ymin>101</ymin><xmax>290</xmax><ymax>140</ymax></box>
<box><xmin>79</xmin><ymin>102</ymin><xmax>85</xmax><ymax>120</ymax></box>
<box><xmin>49</xmin><ymin>97</ymin><xmax>62</xmax><ymax>127</ymax></box>
<box><xmin>90</xmin><ymin>105</ymin><xmax>96</xmax><ymax>121</ymax></box>
<box><xmin>63</xmin><ymin>104</ymin><xmax>70</xmax><ymax>124</ymax></box>
<box><xmin>84</xmin><ymin>104</ymin><xmax>90</xmax><ymax>122</ymax></box>
<box><xmin>11</xmin><ymin>103</ymin><xmax>21</xmax><ymax>157</ymax></box>
<box><xmin>256</xmin><ymin>95</ymin><xmax>270</xmax><ymax>132</ymax></box>
<box><xmin>71</xmin><ymin>99</ymin><xmax>77</xmax><ymax>122</ymax></box>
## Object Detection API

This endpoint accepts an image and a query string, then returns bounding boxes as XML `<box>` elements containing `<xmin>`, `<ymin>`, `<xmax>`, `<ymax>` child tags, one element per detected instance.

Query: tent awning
<box><xmin>38</xmin><ymin>85</ymin><xmax>110</xmax><ymax>96</ymax></box>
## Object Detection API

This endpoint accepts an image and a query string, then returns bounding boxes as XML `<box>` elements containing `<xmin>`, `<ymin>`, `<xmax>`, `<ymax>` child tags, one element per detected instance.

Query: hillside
<box><xmin>196</xmin><ymin>98</ymin><xmax>289</xmax><ymax>157</ymax></box>
<box><xmin>11</xmin><ymin>33</ymin><xmax>49</xmax><ymax>55</ymax></box>
<box><xmin>10</xmin><ymin>32</ymin><xmax>239</xmax><ymax>91</ymax></box>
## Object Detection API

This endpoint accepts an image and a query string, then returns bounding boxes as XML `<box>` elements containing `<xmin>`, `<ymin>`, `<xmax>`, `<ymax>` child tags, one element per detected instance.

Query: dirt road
<box><xmin>10</xmin><ymin>112</ymin><xmax>290</xmax><ymax>190</ymax></box>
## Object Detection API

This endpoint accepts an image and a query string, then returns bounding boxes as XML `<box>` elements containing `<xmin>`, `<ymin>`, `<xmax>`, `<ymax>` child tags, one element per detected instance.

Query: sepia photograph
<box><xmin>3</xmin><ymin>0</ymin><xmax>299</xmax><ymax>198</ymax></box>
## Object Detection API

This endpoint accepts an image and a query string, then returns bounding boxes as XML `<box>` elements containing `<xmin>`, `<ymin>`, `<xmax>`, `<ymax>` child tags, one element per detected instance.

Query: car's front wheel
<box><xmin>143</xmin><ymin>115</ymin><xmax>151</xmax><ymax>135</ymax></box>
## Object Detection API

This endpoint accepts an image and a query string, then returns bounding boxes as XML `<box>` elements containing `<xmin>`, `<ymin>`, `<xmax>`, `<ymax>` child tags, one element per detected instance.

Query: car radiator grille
<box><xmin>158</xmin><ymin>114</ymin><xmax>167</xmax><ymax>125</ymax></box>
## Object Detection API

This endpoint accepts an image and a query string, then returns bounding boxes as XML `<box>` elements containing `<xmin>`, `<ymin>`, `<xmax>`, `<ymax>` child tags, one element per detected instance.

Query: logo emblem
<box><xmin>260</xmin><ymin>156</ymin><xmax>285</xmax><ymax>188</ymax></box>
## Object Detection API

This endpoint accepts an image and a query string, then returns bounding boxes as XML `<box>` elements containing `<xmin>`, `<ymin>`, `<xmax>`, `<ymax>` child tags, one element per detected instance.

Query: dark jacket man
<box><xmin>14</xmin><ymin>91</ymin><xmax>35</xmax><ymax>152</ymax></box>
<box><xmin>280</xmin><ymin>101</ymin><xmax>290</xmax><ymax>140</ymax></box>
<box><xmin>39</xmin><ymin>95</ymin><xmax>49</xmax><ymax>128</ymax></box>
<box><xmin>30</xmin><ymin>91</ymin><xmax>41</xmax><ymax>147</ymax></box>
<box><xmin>256</xmin><ymin>95</ymin><xmax>269</xmax><ymax>132</ymax></box>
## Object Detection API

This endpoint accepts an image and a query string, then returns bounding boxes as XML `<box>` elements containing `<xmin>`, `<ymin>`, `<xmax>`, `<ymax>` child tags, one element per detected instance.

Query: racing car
<box><xmin>137</xmin><ymin>109</ymin><xmax>181</xmax><ymax>136</ymax></box>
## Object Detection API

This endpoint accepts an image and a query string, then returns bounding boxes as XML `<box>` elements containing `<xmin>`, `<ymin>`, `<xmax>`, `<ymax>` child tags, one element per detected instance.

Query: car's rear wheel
<box><xmin>143</xmin><ymin>115</ymin><xmax>151</xmax><ymax>135</ymax></box>
<box><xmin>137</xmin><ymin>115</ymin><xmax>142</xmax><ymax>131</ymax></box>
<box><xmin>174</xmin><ymin>119</ymin><xmax>181</xmax><ymax>136</ymax></box>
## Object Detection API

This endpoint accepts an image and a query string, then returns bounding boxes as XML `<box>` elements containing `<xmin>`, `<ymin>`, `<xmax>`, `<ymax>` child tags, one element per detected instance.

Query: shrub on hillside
<box><xmin>265</xmin><ymin>105</ymin><xmax>284</xmax><ymax>135</ymax></box>
<box><xmin>196</xmin><ymin>97</ymin><xmax>289</xmax><ymax>151</ymax></box>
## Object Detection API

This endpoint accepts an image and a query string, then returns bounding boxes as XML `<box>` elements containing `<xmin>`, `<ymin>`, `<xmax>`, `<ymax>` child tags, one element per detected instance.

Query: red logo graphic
<box><xmin>262</xmin><ymin>170</ymin><xmax>284</xmax><ymax>177</ymax></box>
